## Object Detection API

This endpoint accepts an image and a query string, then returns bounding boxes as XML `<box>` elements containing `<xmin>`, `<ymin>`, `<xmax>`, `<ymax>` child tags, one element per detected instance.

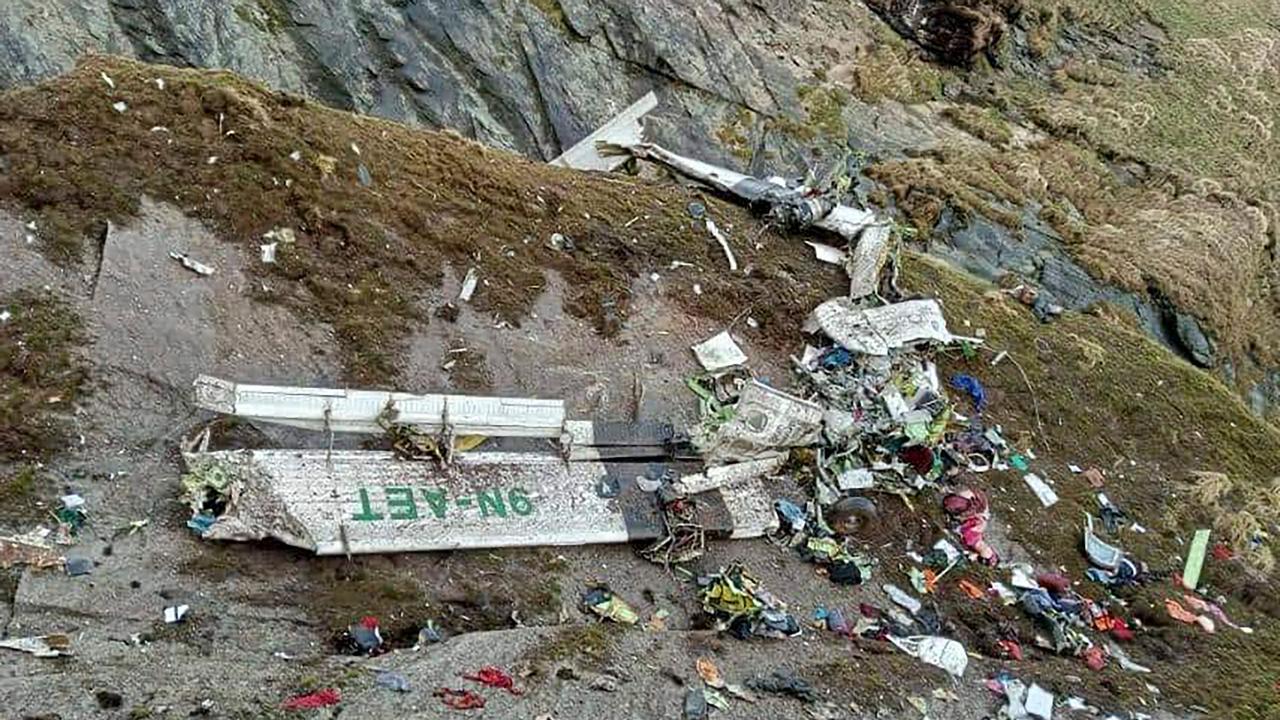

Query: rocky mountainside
<box><xmin>2</xmin><ymin>1</ymin><xmax>1278</xmax><ymax>420</ymax></box>
<box><xmin>0</xmin><ymin>47</ymin><xmax>1279</xmax><ymax>720</ymax></box>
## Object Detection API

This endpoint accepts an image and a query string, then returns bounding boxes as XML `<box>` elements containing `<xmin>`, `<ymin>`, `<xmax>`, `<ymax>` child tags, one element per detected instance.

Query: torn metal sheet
<box><xmin>0</xmin><ymin>535</ymin><xmax>62</xmax><ymax>570</ymax></box>
<box><xmin>808</xmin><ymin>298</ymin><xmax>953</xmax><ymax>355</ymax></box>
<box><xmin>1084</xmin><ymin>514</ymin><xmax>1123</xmax><ymax>570</ymax></box>
<box><xmin>169</xmin><ymin>251</ymin><xmax>214</xmax><ymax>276</ymax></box>
<box><xmin>615</xmin><ymin>142</ymin><xmax>877</xmax><ymax>241</ymax></box>
<box><xmin>194</xmin><ymin>376</ymin><xmax>567</xmax><ymax>438</ymax></box>
<box><xmin>691</xmin><ymin>330</ymin><xmax>748</xmax><ymax>373</ymax></box>
<box><xmin>805</xmin><ymin>242</ymin><xmax>847</xmax><ymax>265</ymax></box>
<box><xmin>549</xmin><ymin>92</ymin><xmax>658</xmax><ymax>173</ymax></box>
<box><xmin>846</xmin><ymin>224</ymin><xmax>892</xmax><ymax>300</ymax></box>
<box><xmin>0</xmin><ymin>634</ymin><xmax>71</xmax><ymax>658</ymax></box>
<box><xmin>181</xmin><ymin>450</ymin><xmax>776</xmax><ymax>555</ymax></box>
<box><xmin>1023</xmin><ymin>473</ymin><xmax>1059</xmax><ymax>508</ymax></box>
<box><xmin>701</xmin><ymin>381</ymin><xmax>823</xmax><ymax>463</ymax></box>
<box><xmin>816</xmin><ymin>204</ymin><xmax>878</xmax><ymax>240</ymax></box>
<box><xmin>674</xmin><ymin>456</ymin><xmax>788</xmax><ymax>496</ymax></box>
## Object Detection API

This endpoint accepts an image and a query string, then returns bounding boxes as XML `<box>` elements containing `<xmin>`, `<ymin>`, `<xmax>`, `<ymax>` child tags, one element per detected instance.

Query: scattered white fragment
<box><xmin>153</xmin><ymin>78</ymin><xmax>166</xmax><ymax>90</ymax></box>
<box><xmin>0</xmin><ymin>310</ymin><xmax>10</xmax><ymax>323</ymax></box>
<box><xmin>883</xmin><ymin>583</ymin><xmax>922</xmax><ymax>615</ymax></box>
<box><xmin>1025</xmin><ymin>684</ymin><xmax>1054</xmax><ymax>719</ymax></box>
<box><xmin>289</xmin><ymin>150</ymin><xmax>302</xmax><ymax>162</ymax></box>
<box><xmin>1084</xmin><ymin>514</ymin><xmax>1123</xmax><ymax>569</ymax></box>
<box><xmin>808</xmin><ymin>298</ymin><xmax>955</xmax><ymax>356</ymax></box>
<box><xmin>846</xmin><ymin>224</ymin><xmax>892</xmax><ymax>300</ymax></box>
<box><xmin>112</xmin><ymin>101</ymin><xmax>128</xmax><ymax>113</ymax></box>
<box><xmin>150</xmin><ymin>126</ymin><xmax>170</xmax><ymax>133</ymax></box>
<box><xmin>693</xmin><ymin>283</ymin><xmax>703</xmax><ymax>296</ymax></box>
<box><xmin>805</xmin><ymin>241</ymin><xmax>847</xmax><ymax>265</ymax></box>
<box><xmin>835</xmin><ymin>467</ymin><xmax>875</xmax><ymax>491</ymax></box>
<box><xmin>60</xmin><ymin>494</ymin><xmax>85</xmax><ymax>509</ymax></box>
<box><xmin>932</xmin><ymin>539</ymin><xmax>961</xmax><ymax>564</ymax></box>
<box><xmin>888</xmin><ymin>635</ymin><xmax>968</xmax><ymax>678</ymax></box>
<box><xmin>260</xmin><ymin>243</ymin><xmax>278</xmax><ymax>264</ymax></box>
<box><xmin>705</xmin><ymin>219</ymin><xmax>738</xmax><ymax>272</ymax></box>
<box><xmin>351</xmin><ymin>143</ymin><xmax>361</xmax><ymax>156</ymax></box>
<box><xmin>1106</xmin><ymin>640</ymin><xmax>1151</xmax><ymax>673</ymax></box>
<box><xmin>164</xmin><ymin>605</ymin><xmax>190</xmax><ymax>624</ymax></box>
<box><xmin>458</xmin><ymin>268</ymin><xmax>479</xmax><ymax>302</ymax></box>
<box><xmin>0</xmin><ymin>634</ymin><xmax>71</xmax><ymax>658</ymax></box>
<box><xmin>1010</xmin><ymin>565</ymin><xmax>1040</xmax><ymax>590</ymax></box>
<box><xmin>207</xmin><ymin>156</ymin><xmax>219</xmax><ymax>165</ymax></box>
<box><xmin>691</xmin><ymin>330</ymin><xmax>748</xmax><ymax>373</ymax></box>
<box><xmin>263</xmin><ymin>227</ymin><xmax>296</xmax><ymax>244</ymax></box>
<box><xmin>169</xmin><ymin>252</ymin><xmax>215</xmax><ymax>277</ymax></box>
<box><xmin>1068</xmin><ymin>464</ymin><xmax>1083</xmax><ymax>473</ymax></box>
<box><xmin>1023</xmin><ymin>473</ymin><xmax>1059</xmax><ymax>508</ymax></box>
<box><xmin>990</xmin><ymin>581</ymin><xmax>1018</xmax><ymax>605</ymax></box>
<box><xmin>100</xmin><ymin>72</ymin><xmax>115</xmax><ymax>89</ymax></box>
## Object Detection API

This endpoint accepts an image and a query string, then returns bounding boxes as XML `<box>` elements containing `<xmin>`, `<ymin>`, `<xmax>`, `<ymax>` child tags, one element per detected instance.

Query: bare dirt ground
<box><xmin>0</xmin><ymin>197</ymin><xmax>1240</xmax><ymax>720</ymax></box>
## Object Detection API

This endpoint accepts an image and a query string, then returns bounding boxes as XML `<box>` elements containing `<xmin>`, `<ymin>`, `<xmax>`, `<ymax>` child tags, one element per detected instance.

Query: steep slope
<box><xmin>0</xmin><ymin>59</ymin><xmax>1278</xmax><ymax>718</ymax></box>
<box><xmin>1</xmin><ymin>1</ymin><xmax>1277</xmax><ymax>422</ymax></box>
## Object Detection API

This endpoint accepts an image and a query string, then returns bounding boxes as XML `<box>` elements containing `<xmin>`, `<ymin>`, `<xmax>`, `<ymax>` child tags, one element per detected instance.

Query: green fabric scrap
<box><xmin>587</xmin><ymin>592</ymin><xmax>640</xmax><ymax>625</ymax></box>
<box><xmin>179</xmin><ymin>458</ymin><xmax>237</xmax><ymax>512</ymax></box>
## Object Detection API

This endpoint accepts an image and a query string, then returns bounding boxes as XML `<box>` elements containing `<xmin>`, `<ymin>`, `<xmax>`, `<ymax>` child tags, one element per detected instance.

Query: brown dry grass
<box><xmin>0</xmin><ymin>56</ymin><xmax>835</xmax><ymax>386</ymax></box>
<box><xmin>0</xmin><ymin>288</ymin><xmax>88</xmax><ymax>462</ymax></box>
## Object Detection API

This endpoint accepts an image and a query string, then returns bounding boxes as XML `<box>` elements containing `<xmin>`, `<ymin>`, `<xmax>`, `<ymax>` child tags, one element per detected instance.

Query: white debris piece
<box><xmin>846</xmin><ymin>224</ymin><xmax>892</xmax><ymax>299</ymax></box>
<box><xmin>883</xmin><ymin>583</ymin><xmax>922</xmax><ymax>615</ymax></box>
<box><xmin>835</xmin><ymin>467</ymin><xmax>875</xmax><ymax>491</ymax></box>
<box><xmin>100</xmin><ymin>71</ymin><xmax>115</xmax><ymax>89</ymax></box>
<box><xmin>933</xmin><ymin>539</ymin><xmax>961</xmax><ymax>564</ymax></box>
<box><xmin>705</xmin><ymin>219</ymin><xmax>738</xmax><ymax>272</ymax></box>
<box><xmin>1025</xmin><ymin>684</ymin><xmax>1054</xmax><ymax>719</ymax></box>
<box><xmin>112</xmin><ymin>101</ymin><xmax>128</xmax><ymax>113</ymax></box>
<box><xmin>691</xmin><ymin>330</ymin><xmax>748</xmax><ymax>373</ymax></box>
<box><xmin>0</xmin><ymin>634</ymin><xmax>71</xmax><ymax>658</ymax></box>
<box><xmin>888</xmin><ymin>635</ymin><xmax>968</xmax><ymax>678</ymax></box>
<box><xmin>701</xmin><ymin>381</ymin><xmax>823</xmax><ymax>464</ymax></box>
<box><xmin>1106</xmin><ymin>640</ymin><xmax>1151</xmax><ymax>673</ymax></box>
<box><xmin>805</xmin><ymin>242</ymin><xmax>847</xmax><ymax>265</ymax></box>
<box><xmin>181</xmin><ymin>449</ymin><xmax>777</xmax><ymax>554</ymax></box>
<box><xmin>260</xmin><ymin>243</ymin><xmax>277</xmax><ymax>264</ymax></box>
<box><xmin>549</xmin><ymin>92</ymin><xmax>658</xmax><ymax>172</ymax></box>
<box><xmin>674</xmin><ymin>456</ymin><xmax>788</xmax><ymax>496</ymax></box>
<box><xmin>60</xmin><ymin>494</ymin><xmax>85</xmax><ymax>509</ymax></box>
<box><xmin>1084</xmin><ymin>514</ymin><xmax>1124</xmax><ymax>569</ymax></box>
<box><xmin>0</xmin><ymin>310</ymin><xmax>10</xmax><ymax>323</ymax></box>
<box><xmin>816</xmin><ymin>204</ymin><xmax>878</xmax><ymax>240</ymax></box>
<box><xmin>153</xmin><ymin>77</ymin><xmax>166</xmax><ymax>90</ymax></box>
<box><xmin>1002</xmin><ymin>679</ymin><xmax>1029</xmax><ymax>718</ymax></box>
<box><xmin>164</xmin><ymin>605</ymin><xmax>189</xmax><ymax>624</ymax></box>
<box><xmin>169</xmin><ymin>251</ymin><xmax>215</xmax><ymax>276</ymax></box>
<box><xmin>458</xmin><ymin>267</ymin><xmax>479</xmax><ymax>302</ymax></box>
<box><xmin>808</xmin><ymin>298</ymin><xmax>953</xmax><ymax>355</ymax></box>
<box><xmin>1023</xmin><ymin>473</ymin><xmax>1059</xmax><ymax>508</ymax></box>
<box><xmin>193</xmin><ymin>375</ymin><xmax>567</xmax><ymax>438</ymax></box>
